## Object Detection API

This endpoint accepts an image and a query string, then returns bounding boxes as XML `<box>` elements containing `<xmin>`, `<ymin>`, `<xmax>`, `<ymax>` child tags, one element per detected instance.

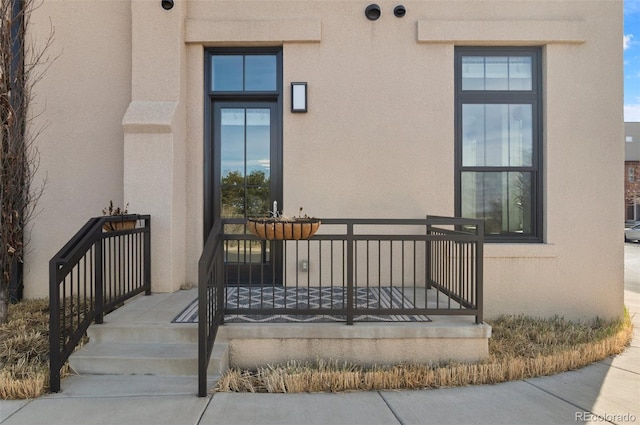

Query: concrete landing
<box><xmin>69</xmin><ymin>288</ymin><xmax>489</xmax><ymax>383</ymax></box>
<box><xmin>68</xmin><ymin>289</ymin><xmax>228</xmax><ymax>379</ymax></box>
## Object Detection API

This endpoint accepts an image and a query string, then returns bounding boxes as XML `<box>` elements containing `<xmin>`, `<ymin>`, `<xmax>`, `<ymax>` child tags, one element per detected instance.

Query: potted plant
<box><xmin>102</xmin><ymin>201</ymin><xmax>136</xmax><ymax>232</ymax></box>
<box><xmin>247</xmin><ymin>204</ymin><xmax>320</xmax><ymax>240</ymax></box>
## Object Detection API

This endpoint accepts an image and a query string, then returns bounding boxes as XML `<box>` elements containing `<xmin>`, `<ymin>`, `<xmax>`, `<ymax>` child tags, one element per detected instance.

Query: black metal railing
<box><xmin>198</xmin><ymin>215</ymin><xmax>483</xmax><ymax>396</ymax></box>
<box><xmin>49</xmin><ymin>215</ymin><xmax>150</xmax><ymax>393</ymax></box>
<box><xmin>198</xmin><ymin>220</ymin><xmax>224</xmax><ymax>397</ymax></box>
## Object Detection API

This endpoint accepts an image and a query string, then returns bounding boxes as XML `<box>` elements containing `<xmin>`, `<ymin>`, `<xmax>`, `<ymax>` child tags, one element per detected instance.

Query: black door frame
<box><xmin>203</xmin><ymin>47</ymin><xmax>283</xmax><ymax>283</ymax></box>
<box><xmin>204</xmin><ymin>47</ymin><xmax>283</xmax><ymax>236</ymax></box>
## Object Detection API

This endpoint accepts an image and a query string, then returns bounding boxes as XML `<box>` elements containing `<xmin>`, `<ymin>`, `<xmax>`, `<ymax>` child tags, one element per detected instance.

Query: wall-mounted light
<box><xmin>291</xmin><ymin>82</ymin><xmax>307</xmax><ymax>113</ymax></box>
<box><xmin>394</xmin><ymin>5</ymin><xmax>406</xmax><ymax>17</ymax></box>
<box><xmin>365</xmin><ymin>4</ymin><xmax>381</xmax><ymax>21</ymax></box>
<box><xmin>161</xmin><ymin>0</ymin><xmax>174</xmax><ymax>10</ymax></box>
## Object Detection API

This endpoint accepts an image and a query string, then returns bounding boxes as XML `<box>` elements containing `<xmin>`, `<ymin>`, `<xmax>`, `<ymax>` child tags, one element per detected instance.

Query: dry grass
<box><xmin>1</xmin><ymin>300</ymin><xmax>634</xmax><ymax>398</ymax></box>
<box><xmin>214</xmin><ymin>311</ymin><xmax>633</xmax><ymax>393</ymax></box>
<box><xmin>0</xmin><ymin>299</ymin><xmax>77</xmax><ymax>399</ymax></box>
<box><xmin>0</xmin><ymin>299</ymin><xmax>51</xmax><ymax>399</ymax></box>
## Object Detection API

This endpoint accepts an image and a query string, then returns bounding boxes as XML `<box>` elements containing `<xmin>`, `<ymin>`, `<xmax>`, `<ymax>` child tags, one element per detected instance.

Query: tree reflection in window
<box><xmin>221</xmin><ymin>170</ymin><xmax>271</xmax><ymax>218</ymax></box>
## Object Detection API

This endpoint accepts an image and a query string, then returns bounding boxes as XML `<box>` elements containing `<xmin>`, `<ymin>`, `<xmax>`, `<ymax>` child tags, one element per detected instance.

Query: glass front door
<box><xmin>213</xmin><ymin>102</ymin><xmax>281</xmax><ymax>284</ymax></box>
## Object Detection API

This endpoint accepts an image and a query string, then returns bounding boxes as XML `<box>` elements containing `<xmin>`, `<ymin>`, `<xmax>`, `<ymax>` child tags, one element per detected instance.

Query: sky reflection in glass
<box><xmin>212</xmin><ymin>55</ymin><xmax>277</xmax><ymax>92</ymax></box>
<box><xmin>220</xmin><ymin>108</ymin><xmax>270</xmax><ymax>179</ymax></box>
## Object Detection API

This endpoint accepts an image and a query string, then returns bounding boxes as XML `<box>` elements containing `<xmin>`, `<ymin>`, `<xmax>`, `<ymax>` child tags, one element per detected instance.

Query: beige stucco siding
<box><xmin>26</xmin><ymin>1</ymin><xmax>131</xmax><ymax>298</ymax></box>
<box><xmin>24</xmin><ymin>0</ymin><xmax>623</xmax><ymax>321</ymax></box>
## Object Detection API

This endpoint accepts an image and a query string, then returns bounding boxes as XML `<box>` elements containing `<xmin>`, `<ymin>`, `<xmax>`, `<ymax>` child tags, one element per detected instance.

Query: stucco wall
<box><xmin>25</xmin><ymin>0</ymin><xmax>131</xmax><ymax>298</ymax></box>
<box><xmin>25</xmin><ymin>0</ymin><xmax>623</xmax><ymax>321</ymax></box>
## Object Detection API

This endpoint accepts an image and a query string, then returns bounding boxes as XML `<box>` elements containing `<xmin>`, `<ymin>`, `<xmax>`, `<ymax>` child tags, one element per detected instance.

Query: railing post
<box><xmin>346</xmin><ymin>222</ymin><xmax>354</xmax><ymax>325</ymax></box>
<box><xmin>198</xmin><ymin>221</ymin><xmax>224</xmax><ymax>397</ymax></box>
<box><xmin>48</xmin><ymin>259</ymin><xmax>62</xmax><ymax>393</ymax></box>
<box><xmin>475</xmin><ymin>220</ymin><xmax>484</xmax><ymax>324</ymax></box>
<box><xmin>198</xmin><ymin>272</ymin><xmax>207</xmax><ymax>397</ymax></box>
<box><xmin>95</xmin><ymin>236</ymin><xmax>104</xmax><ymax>325</ymax></box>
<box><xmin>425</xmin><ymin>218</ymin><xmax>432</xmax><ymax>289</ymax></box>
<box><xmin>144</xmin><ymin>217</ymin><xmax>152</xmax><ymax>295</ymax></box>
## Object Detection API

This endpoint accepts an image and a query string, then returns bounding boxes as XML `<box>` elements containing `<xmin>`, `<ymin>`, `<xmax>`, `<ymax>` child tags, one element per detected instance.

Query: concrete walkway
<box><xmin>1</xmin><ymin>270</ymin><xmax>639</xmax><ymax>424</ymax></box>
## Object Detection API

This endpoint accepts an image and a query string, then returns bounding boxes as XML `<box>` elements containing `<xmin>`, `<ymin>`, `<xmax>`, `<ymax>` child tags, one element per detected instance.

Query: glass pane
<box><xmin>220</xmin><ymin>108</ymin><xmax>272</xmax><ymax>220</ymax></box>
<box><xmin>212</xmin><ymin>56</ymin><xmax>243</xmax><ymax>91</ymax></box>
<box><xmin>509</xmin><ymin>57</ymin><xmax>532</xmax><ymax>90</ymax></box>
<box><xmin>462</xmin><ymin>104</ymin><xmax>485</xmax><ymax>166</ymax></box>
<box><xmin>461</xmin><ymin>172</ymin><xmax>533</xmax><ymax>236</ymax></box>
<box><xmin>462</xmin><ymin>56</ymin><xmax>485</xmax><ymax>90</ymax></box>
<box><xmin>225</xmin><ymin>239</ymin><xmax>267</xmax><ymax>264</ymax></box>
<box><xmin>462</xmin><ymin>104</ymin><xmax>532</xmax><ymax>167</ymax></box>
<box><xmin>220</xmin><ymin>108</ymin><xmax>245</xmax><ymax>179</ymax></box>
<box><xmin>220</xmin><ymin>186</ymin><xmax>245</xmax><ymax>218</ymax></box>
<box><xmin>508</xmin><ymin>105</ymin><xmax>533</xmax><ymax>166</ymax></box>
<box><xmin>485</xmin><ymin>57</ymin><xmax>508</xmax><ymax>90</ymax></box>
<box><xmin>462</xmin><ymin>55</ymin><xmax>532</xmax><ymax>91</ymax></box>
<box><xmin>246</xmin><ymin>108</ymin><xmax>271</xmax><ymax>217</ymax></box>
<box><xmin>246</xmin><ymin>109</ymin><xmax>271</xmax><ymax>179</ymax></box>
<box><xmin>245</xmin><ymin>55</ymin><xmax>277</xmax><ymax>91</ymax></box>
<box><xmin>484</xmin><ymin>105</ymin><xmax>508</xmax><ymax>166</ymax></box>
<box><xmin>246</xmin><ymin>186</ymin><xmax>270</xmax><ymax>217</ymax></box>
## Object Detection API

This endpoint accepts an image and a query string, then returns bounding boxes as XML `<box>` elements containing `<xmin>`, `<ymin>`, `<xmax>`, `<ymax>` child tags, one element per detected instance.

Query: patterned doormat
<box><xmin>172</xmin><ymin>286</ymin><xmax>430</xmax><ymax>323</ymax></box>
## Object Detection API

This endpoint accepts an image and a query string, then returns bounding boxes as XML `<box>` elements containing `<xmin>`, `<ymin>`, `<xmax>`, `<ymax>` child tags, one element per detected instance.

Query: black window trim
<box><xmin>454</xmin><ymin>46</ymin><xmax>543</xmax><ymax>243</ymax></box>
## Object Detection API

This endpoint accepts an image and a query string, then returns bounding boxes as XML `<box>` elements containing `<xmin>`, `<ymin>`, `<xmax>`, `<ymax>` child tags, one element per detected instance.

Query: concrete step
<box><xmin>56</xmin><ymin>375</ymin><xmax>220</xmax><ymax>397</ymax></box>
<box><xmin>86</xmin><ymin>323</ymin><xmax>198</xmax><ymax>344</ymax></box>
<box><xmin>68</xmin><ymin>290</ymin><xmax>228</xmax><ymax>383</ymax></box>
<box><xmin>69</xmin><ymin>341</ymin><xmax>228</xmax><ymax>377</ymax></box>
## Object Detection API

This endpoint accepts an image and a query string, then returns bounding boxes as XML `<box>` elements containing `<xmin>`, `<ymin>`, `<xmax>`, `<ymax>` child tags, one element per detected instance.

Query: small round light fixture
<box><xmin>393</xmin><ymin>5</ymin><xmax>406</xmax><ymax>17</ymax></box>
<box><xmin>161</xmin><ymin>0</ymin><xmax>174</xmax><ymax>10</ymax></box>
<box><xmin>365</xmin><ymin>4</ymin><xmax>381</xmax><ymax>20</ymax></box>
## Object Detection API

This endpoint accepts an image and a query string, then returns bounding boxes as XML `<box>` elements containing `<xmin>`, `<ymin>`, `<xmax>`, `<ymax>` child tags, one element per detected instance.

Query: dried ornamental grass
<box><xmin>0</xmin><ymin>299</ymin><xmax>51</xmax><ymax>399</ymax></box>
<box><xmin>213</xmin><ymin>312</ymin><xmax>633</xmax><ymax>394</ymax></box>
<box><xmin>0</xmin><ymin>369</ymin><xmax>46</xmax><ymax>400</ymax></box>
<box><xmin>1</xmin><ymin>299</ymin><xmax>633</xmax><ymax>398</ymax></box>
<box><xmin>1</xmin><ymin>299</ymin><xmax>76</xmax><ymax>399</ymax></box>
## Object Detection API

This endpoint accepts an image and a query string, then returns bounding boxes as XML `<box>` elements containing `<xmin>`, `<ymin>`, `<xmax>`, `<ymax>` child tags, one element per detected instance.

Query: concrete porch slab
<box><xmin>77</xmin><ymin>287</ymin><xmax>490</xmax><ymax>377</ymax></box>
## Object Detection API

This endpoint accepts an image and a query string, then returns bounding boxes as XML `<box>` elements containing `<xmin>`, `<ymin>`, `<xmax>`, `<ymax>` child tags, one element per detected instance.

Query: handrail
<box><xmin>49</xmin><ymin>214</ymin><xmax>151</xmax><ymax>393</ymax></box>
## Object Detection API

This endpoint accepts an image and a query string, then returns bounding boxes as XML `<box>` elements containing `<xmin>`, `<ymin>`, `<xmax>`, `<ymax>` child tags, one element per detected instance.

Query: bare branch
<box><xmin>0</xmin><ymin>0</ymin><xmax>54</xmax><ymax>321</ymax></box>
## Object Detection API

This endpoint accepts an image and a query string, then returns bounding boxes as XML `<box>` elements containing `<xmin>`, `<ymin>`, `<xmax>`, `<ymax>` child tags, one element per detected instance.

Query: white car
<box><xmin>625</xmin><ymin>224</ymin><xmax>640</xmax><ymax>242</ymax></box>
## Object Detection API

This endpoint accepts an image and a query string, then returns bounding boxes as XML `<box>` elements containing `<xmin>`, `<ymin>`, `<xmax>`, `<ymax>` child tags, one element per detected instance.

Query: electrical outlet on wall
<box><xmin>299</xmin><ymin>260</ymin><xmax>309</xmax><ymax>272</ymax></box>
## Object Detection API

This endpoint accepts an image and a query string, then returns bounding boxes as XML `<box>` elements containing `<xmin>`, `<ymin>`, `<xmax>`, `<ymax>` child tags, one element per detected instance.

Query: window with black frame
<box><xmin>455</xmin><ymin>47</ymin><xmax>542</xmax><ymax>242</ymax></box>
